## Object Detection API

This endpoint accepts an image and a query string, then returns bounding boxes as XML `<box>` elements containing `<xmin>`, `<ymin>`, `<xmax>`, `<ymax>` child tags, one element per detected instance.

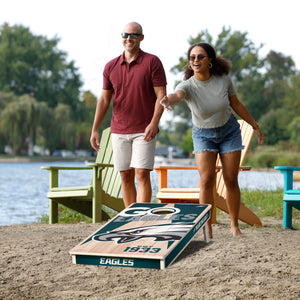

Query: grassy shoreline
<box><xmin>37</xmin><ymin>188</ymin><xmax>300</xmax><ymax>228</ymax></box>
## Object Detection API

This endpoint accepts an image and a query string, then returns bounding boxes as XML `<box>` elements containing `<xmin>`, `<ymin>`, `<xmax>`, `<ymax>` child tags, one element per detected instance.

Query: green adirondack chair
<box><xmin>41</xmin><ymin>127</ymin><xmax>124</xmax><ymax>224</ymax></box>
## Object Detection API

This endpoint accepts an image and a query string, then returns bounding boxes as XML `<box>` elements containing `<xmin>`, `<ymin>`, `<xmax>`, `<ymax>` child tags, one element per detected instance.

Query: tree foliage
<box><xmin>0</xmin><ymin>23</ymin><xmax>82</xmax><ymax>114</ymax></box>
<box><xmin>0</xmin><ymin>95</ymin><xmax>46</xmax><ymax>154</ymax></box>
<box><xmin>0</xmin><ymin>24</ymin><xmax>112</xmax><ymax>155</ymax></box>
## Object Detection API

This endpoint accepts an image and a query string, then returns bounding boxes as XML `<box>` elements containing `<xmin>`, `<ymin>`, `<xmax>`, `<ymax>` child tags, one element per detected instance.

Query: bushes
<box><xmin>244</xmin><ymin>146</ymin><xmax>300</xmax><ymax>168</ymax></box>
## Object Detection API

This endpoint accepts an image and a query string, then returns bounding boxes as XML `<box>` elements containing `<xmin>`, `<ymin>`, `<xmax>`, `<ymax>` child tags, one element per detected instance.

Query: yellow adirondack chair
<box><xmin>41</xmin><ymin>127</ymin><xmax>124</xmax><ymax>224</ymax></box>
<box><xmin>154</xmin><ymin>120</ymin><xmax>262</xmax><ymax>226</ymax></box>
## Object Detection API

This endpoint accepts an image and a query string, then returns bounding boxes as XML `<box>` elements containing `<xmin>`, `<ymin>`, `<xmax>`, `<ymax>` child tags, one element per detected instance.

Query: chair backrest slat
<box><xmin>94</xmin><ymin>128</ymin><xmax>121</xmax><ymax>198</ymax></box>
<box><xmin>216</xmin><ymin>120</ymin><xmax>254</xmax><ymax>198</ymax></box>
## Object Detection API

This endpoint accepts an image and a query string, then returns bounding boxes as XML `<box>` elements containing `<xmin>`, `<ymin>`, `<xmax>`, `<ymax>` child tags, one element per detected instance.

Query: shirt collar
<box><xmin>120</xmin><ymin>49</ymin><xmax>144</xmax><ymax>65</ymax></box>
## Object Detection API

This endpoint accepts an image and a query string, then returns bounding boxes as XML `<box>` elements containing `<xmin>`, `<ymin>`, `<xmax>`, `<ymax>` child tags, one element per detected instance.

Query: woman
<box><xmin>160</xmin><ymin>43</ymin><xmax>264</xmax><ymax>238</ymax></box>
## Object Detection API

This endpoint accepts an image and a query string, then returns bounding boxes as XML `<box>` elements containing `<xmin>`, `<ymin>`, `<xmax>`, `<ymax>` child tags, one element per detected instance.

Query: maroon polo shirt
<box><xmin>103</xmin><ymin>50</ymin><xmax>167</xmax><ymax>134</ymax></box>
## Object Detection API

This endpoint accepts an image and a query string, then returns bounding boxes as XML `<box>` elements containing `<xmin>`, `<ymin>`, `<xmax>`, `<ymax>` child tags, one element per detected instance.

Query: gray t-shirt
<box><xmin>175</xmin><ymin>75</ymin><xmax>236</xmax><ymax>128</ymax></box>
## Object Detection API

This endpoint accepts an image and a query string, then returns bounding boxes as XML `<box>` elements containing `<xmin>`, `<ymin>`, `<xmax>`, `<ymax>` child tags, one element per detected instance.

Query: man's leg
<box><xmin>135</xmin><ymin>168</ymin><xmax>152</xmax><ymax>203</ymax></box>
<box><xmin>111</xmin><ymin>133</ymin><xmax>136</xmax><ymax>207</ymax></box>
<box><xmin>120</xmin><ymin>169</ymin><xmax>136</xmax><ymax>207</ymax></box>
<box><xmin>131</xmin><ymin>134</ymin><xmax>156</xmax><ymax>203</ymax></box>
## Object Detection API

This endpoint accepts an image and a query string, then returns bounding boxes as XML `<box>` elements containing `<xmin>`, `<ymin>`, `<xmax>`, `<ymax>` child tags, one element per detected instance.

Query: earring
<box><xmin>188</xmin><ymin>64</ymin><xmax>192</xmax><ymax>70</ymax></box>
<box><xmin>208</xmin><ymin>63</ymin><xmax>212</xmax><ymax>69</ymax></box>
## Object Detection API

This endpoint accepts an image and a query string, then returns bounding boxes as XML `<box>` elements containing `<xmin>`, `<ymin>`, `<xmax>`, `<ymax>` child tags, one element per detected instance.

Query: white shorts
<box><xmin>111</xmin><ymin>133</ymin><xmax>156</xmax><ymax>171</ymax></box>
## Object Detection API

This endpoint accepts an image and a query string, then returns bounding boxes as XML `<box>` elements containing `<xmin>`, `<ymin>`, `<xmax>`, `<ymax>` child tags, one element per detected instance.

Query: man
<box><xmin>90</xmin><ymin>22</ymin><xmax>167</xmax><ymax>207</ymax></box>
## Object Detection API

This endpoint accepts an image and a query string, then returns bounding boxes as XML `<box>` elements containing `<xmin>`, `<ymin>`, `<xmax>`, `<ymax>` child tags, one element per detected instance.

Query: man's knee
<box><xmin>135</xmin><ymin>168</ymin><xmax>150</xmax><ymax>183</ymax></box>
<box><xmin>120</xmin><ymin>169</ymin><xmax>135</xmax><ymax>184</ymax></box>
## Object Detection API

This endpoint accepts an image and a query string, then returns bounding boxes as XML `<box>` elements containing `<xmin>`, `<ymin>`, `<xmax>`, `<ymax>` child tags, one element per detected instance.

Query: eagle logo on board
<box><xmin>92</xmin><ymin>223</ymin><xmax>194</xmax><ymax>244</ymax></box>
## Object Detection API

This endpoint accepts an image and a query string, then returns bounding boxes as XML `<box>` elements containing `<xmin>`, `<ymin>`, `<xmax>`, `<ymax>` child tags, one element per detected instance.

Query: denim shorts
<box><xmin>192</xmin><ymin>114</ymin><xmax>244</xmax><ymax>154</ymax></box>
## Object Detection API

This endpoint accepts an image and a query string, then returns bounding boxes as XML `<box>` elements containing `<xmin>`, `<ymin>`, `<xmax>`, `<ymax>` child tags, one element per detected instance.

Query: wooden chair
<box><xmin>274</xmin><ymin>166</ymin><xmax>300</xmax><ymax>228</ymax></box>
<box><xmin>154</xmin><ymin>120</ymin><xmax>262</xmax><ymax>226</ymax></box>
<box><xmin>42</xmin><ymin>127</ymin><xmax>124</xmax><ymax>224</ymax></box>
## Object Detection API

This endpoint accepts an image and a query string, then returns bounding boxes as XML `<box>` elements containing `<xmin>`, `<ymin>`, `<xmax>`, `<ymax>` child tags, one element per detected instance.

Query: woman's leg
<box><xmin>195</xmin><ymin>151</ymin><xmax>218</xmax><ymax>238</ymax></box>
<box><xmin>220</xmin><ymin>150</ymin><xmax>244</xmax><ymax>237</ymax></box>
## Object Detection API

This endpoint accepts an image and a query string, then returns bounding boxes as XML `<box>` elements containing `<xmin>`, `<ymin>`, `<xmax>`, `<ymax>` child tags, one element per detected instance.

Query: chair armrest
<box><xmin>41</xmin><ymin>166</ymin><xmax>92</xmax><ymax>170</ymax></box>
<box><xmin>86</xmin><ymin>163</ymin><xmax>114</xmax><ymax>168</ymax></box>
<box><xmin>154</xmin><ymin>166</ymin><xmax>198</xmax><ymax>171</ymax></box>
<box><xmin>41</xmin><ymin>166</ymin><xmax>93</xmax><ymax>189</ymax></box>
<box><xmin>154</xmin><ymin>166</ymin><xmax>198</xmax><ymax>190</ymax></box>
<box><xmin>154</xmin><ymin>165</ymin><xmax>252</xmax><ymax>190</ymax></box>
<box><xmin>239</xmin><ymin>166</ymin><xmax>251</xmax><ymax>171</ymax></box>
<box><xmin>275</xmin><ymin>166</ymin><xmax>300</xmax><ymax>171</ymax></box>
<box><xmin>274</xmin><ymin>166</ymin><xmax>300</xmax><ymax>191</ymax></box>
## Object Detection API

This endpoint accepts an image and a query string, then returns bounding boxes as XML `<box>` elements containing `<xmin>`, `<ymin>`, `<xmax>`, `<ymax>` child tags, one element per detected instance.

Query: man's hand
<box><xmin>90</xmin><ymin>131</ymin><xmax>100</xmax><ymax>151</ymax></box>
<box><xmin>143</xmin><ymin>124</ymin><xmax>158</xmax><ymax>142</ymax></box>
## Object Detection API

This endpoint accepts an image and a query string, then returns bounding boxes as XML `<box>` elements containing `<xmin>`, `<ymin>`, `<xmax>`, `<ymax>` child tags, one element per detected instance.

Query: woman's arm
<box><xmin>160</xmin><ymin>90</ymin><xmax>185</xmax><ymax>111</ymax></box>
<box><xmin>229</xmin><ymin>94</ymin><xmax>264</xmax><ymax>145</ymax></box>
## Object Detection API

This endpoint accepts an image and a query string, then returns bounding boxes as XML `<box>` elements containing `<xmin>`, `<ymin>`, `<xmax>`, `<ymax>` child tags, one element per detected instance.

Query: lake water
<box><xmin>0</xmin><ymin>161</ymin><xmax>299</xmax><ymax>226</ymax></box>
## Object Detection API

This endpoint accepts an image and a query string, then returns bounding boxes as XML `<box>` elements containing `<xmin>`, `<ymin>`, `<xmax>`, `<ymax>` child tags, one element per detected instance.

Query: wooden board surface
<box><xmin>70</xmin><ymin>203</ymin><xmax>211</xmax><ymax>269</ymax></box>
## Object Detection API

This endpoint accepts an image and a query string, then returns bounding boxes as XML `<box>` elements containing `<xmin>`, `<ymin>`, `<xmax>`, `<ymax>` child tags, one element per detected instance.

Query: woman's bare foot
<box><xmin>231</xmin><ymin>226</ymin><xmax>245</xmax><ymax>238</ymax></box>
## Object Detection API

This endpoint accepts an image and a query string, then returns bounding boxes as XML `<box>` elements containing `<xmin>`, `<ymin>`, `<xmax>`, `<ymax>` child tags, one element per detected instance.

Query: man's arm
<box><xmin>90</xmin><ymin>89</ymin><xmax>113</xmax><ymax>151</ymax></box>
<box><xmin>143</xmin><ymin>86</ymin><xmax>166</xmax><ymax>142</ymax></box>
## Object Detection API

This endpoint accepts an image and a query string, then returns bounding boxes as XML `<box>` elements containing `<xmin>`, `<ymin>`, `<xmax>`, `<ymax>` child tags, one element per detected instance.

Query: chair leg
<box><xmin>283</xmin><ymin>201</ymin><xmax>293</xmax><ymax>229</ymax></box>
<box><xmin>93</xmin><ymin>191</ymin><xmax>103</xmax><ymax>223</ymax></box>
<box><xmin>49</xmin><ymin>199</ymin><xmax>58</xmax><ymax>224</ymax></box>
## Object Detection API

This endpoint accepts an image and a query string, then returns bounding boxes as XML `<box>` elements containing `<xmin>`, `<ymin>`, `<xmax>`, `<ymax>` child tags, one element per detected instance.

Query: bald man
<box><xmin>90</xmin><ymin>22</ymin><xmax>167</xmax><ymax>207</ymax></box>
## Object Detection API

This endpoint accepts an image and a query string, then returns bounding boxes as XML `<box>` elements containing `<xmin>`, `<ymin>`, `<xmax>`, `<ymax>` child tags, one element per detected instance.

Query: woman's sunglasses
<box><xmin>189</xmin><ymin>55</ymin><xmax>207</xmax><ymax>61</ymax></box>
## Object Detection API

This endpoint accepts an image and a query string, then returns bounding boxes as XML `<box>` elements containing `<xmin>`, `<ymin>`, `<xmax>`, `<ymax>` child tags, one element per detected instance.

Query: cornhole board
<box><xmin>70</xmin><ymin>203</ymin><xmax>211</xmax><ymax>270</ymax></box>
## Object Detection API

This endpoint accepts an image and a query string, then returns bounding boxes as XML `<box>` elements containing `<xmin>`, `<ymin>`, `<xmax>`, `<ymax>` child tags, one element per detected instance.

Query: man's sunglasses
<box><xmin>189</xmin><ymin>55</ymin><xmax>207</xmax><ymax>61</ymax></box>
<box><xmin>121</xmin><ymin>33</ymin><xmax>142</xmax><ymax>39</ymax></box>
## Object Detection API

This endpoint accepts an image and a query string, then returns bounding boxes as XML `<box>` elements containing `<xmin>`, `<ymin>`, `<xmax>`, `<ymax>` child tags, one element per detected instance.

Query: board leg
<box><xmin>72</xmin><ymin>255</ymin><xmax>77</xmax><ymax>264</ymax></box>
<box><xmin>203</xmin><ymin>223</ymin><xmax>210</xmax><ymax>243</ymax></box>
<box><xmin>160</xmin><ymin>260</ymin><xmax>166</xmax><ymax>270</ymax></box>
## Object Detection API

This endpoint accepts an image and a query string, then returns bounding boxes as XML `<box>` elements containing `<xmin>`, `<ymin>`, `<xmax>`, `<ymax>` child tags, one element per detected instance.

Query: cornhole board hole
<box><xmin>70</xmin><ymin>203</ymin><xmax>211</xmax><ymax>270</ymax></box>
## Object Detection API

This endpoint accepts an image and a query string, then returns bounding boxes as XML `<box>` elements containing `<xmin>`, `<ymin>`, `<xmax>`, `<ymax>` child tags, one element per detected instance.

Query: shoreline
<box><xmin>0</xmin><ymin>156</ymin><xmax>285</xmax><ymax>174</ymax></box>
<box><xmin>0</xmin><ymin>156</ymin><xmax>277</xmax><ymax>170</ymax></box>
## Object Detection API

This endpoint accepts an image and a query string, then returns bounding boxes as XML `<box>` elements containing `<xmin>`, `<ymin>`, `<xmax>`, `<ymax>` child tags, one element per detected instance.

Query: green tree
<box><xmin>282</xmin><ymin>73</ymin><xmax>300</xmax><ymax>115</ymax></box>
<box><xmin>51</xmin><ymin>104</ymin><xmax>76</xmax><ymax>151</ymax></box>
<box><xmin>263</xmin><ymin>50</ymin><xmax>296</xmax><ymax>83</ymax></box>
<box><xmin>260</xmin><ymin>51</ymin><xmax>297</xmax><ymax>114</ymax></box>
<box><xmin>180</xmin><ymin>128</ymin><xmax>193</xmax><ymax>155</ymax></box>
<box><xmin>0</xmin><ymin>94</ymin><xmax>47</xmax><ymax>154</ymax></box>
<box><xmin>258</xmin><ymin>108</ymin><xmax>290</xmax><ymax>145</ymax></box>
<box><xmin>0</xmin><ymin>23</ymin><xmax>82</xmax><ymax>116</ymax></box>
<box><xmin>237</xmin><ymin>72</ymin><xmax>266</xmax><ymax>120</ymax></box>
<box><xmin>288</xmin><ymin>116</ymin><xmax>300</xmax><ymax>149</ymax></box>
<box><xmin>75</xmin><ymin>91</ymin><xmax>113</xmax><ymax>150</ymax></box>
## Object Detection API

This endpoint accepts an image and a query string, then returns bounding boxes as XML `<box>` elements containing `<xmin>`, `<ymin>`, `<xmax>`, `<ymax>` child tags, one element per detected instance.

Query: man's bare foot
<box><xmin>231</xmin><ymin>226</ymin><xmax>245</xmax><ymax>238</ymax></box>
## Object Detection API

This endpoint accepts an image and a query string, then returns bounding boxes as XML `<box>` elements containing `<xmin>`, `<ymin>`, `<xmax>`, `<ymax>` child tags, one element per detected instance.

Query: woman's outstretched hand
<box><xmin>160</xmin><ymin>96</ymin><xmax>172</xmax><ymax>111</ymax></box>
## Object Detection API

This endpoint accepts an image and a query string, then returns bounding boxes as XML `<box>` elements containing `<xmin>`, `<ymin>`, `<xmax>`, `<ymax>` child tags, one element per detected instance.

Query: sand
<box><xmin>0</xmin><ymin>216</ymin><xmax>299</xmax><ymax>300</ymax></box>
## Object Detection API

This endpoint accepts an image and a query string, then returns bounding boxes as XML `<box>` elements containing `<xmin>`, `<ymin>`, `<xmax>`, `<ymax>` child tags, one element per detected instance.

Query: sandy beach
<box><xmin>1</xmin><ymin>216</ymin><xmax>299</xmax><ymax>300</ymax></box>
